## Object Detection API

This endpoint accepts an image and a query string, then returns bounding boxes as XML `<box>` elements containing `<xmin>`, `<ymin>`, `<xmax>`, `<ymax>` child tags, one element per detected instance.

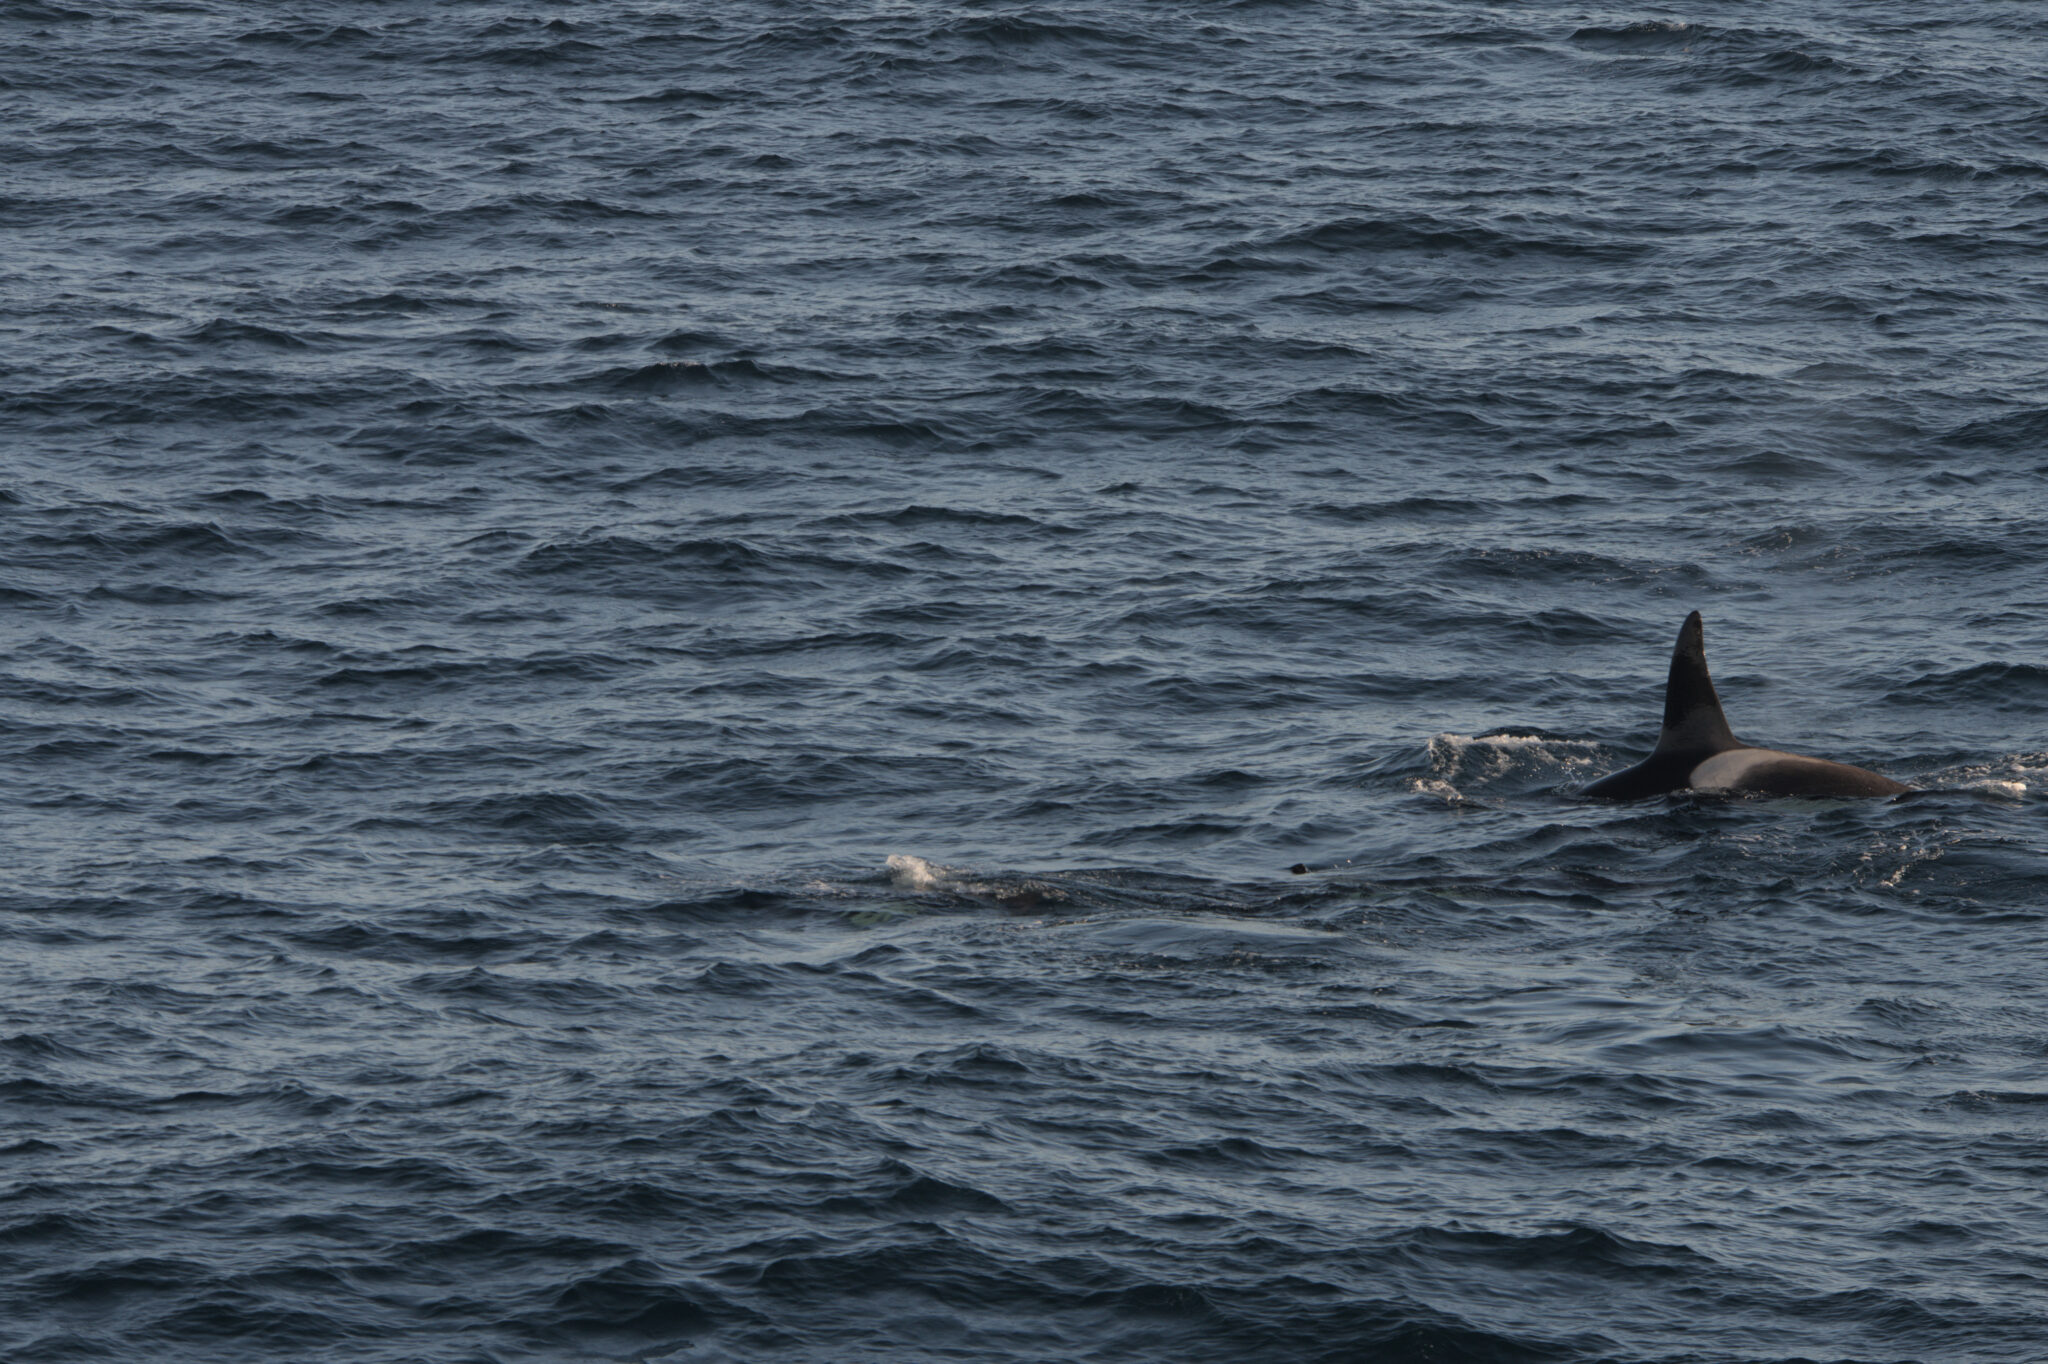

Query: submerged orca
<box><xmin>1581</xmin><ymin>611</ymin><xmax>1910</xmax><ymax>800</ymax></box>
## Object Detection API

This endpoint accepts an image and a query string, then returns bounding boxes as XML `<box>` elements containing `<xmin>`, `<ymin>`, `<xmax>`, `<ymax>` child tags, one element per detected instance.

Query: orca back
<box><xmin>1579</xmin><ymin>611</ymin><xmax>1909</xmax><ymax>801</ymax></box>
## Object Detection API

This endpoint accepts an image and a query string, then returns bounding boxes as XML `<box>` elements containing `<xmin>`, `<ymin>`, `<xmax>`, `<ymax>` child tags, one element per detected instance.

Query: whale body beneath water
<box><xmin>1580</xmin><ymin>611</ymin><xmax>1910</xmax><ymax>800</ymax></box>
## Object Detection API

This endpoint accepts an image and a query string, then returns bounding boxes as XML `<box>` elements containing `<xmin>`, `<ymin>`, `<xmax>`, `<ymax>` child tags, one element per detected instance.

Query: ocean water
<box><xmin>4</xmin><ymin>2</ymin><xmax>2048</xmax><ymax>1360</ymax></box>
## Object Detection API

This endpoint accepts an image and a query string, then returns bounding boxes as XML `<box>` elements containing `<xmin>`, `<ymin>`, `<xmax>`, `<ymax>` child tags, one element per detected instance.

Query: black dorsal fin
<box><xmin>1653</xmin><ymin>611</ymin><xmax>1740</xmax><ymax>756</ymax></box>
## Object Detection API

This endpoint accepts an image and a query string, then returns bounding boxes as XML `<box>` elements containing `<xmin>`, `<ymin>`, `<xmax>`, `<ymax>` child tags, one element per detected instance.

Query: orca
<box><xmin>1581</xmin><ymin>611</ymin><xmax>1910</xmax><ymax>800</ymax></box>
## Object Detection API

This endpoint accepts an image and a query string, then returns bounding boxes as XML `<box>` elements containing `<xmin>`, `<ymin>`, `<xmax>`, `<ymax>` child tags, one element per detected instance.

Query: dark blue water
<box><xmin>6</xmin><ymin>3</ymin><xmax>2048</xmax><ymax>1360</ymax></box>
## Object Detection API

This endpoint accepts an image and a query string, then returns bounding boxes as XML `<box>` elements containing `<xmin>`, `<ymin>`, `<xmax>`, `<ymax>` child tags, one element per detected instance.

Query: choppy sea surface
<box><xmin>6</xmin><ymin>3</ymin><xmax>2048</xmax><ymax>1360</ymax></box>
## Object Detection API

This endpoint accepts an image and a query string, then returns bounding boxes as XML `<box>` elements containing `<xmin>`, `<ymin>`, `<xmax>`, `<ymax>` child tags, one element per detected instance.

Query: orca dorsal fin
<box><xmin>1654</xmin><ymin>611</ymin><xmax>1740</xmax><ymax>757</ymax></box>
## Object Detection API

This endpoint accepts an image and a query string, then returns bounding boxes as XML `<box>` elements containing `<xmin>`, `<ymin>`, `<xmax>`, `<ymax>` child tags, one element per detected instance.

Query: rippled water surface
<box><xmin>5</xmin><ymin>2</ymin><xmax>2048</xmax><ymax>1360</ymax></box>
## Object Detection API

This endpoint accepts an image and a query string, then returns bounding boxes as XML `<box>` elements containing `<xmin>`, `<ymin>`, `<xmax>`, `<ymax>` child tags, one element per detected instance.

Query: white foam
<box><xmin>1926</xmin><ymin>753</ymin><xmax>2038</xmax><ymax>797</ymax></box>
<box><xmin>1425</xmin><ymin>732</ymin><xmax>1605</xmax><ymax>789</ymax></box>
<box><xmin>1430</xmin><ymin>731</ymin><xmax>1575</xmax><ymax>754</ymax></box>
<box><xmin>1410</xmin><ymin>777</ymin><xmax>1466</xmax><ymax>803</ymax></box>
<box><xmin>1963</xmin><ymin>779</ymin><xmax>2028</xmax><ymax>800</ymax></box>
<box><xmin>886</xmin><ymin>853</ymin><xmax>947</xmax><ymax>891</ymax></box>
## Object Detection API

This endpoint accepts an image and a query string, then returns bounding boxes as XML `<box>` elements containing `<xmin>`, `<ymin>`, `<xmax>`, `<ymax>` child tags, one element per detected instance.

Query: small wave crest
<box><xmin>883</xmin><ymin>855</ymin><xmax>1078</xmax><ymax>914</ymax></box>
<box><xmin>1570</xmin><ymin>21</ymin><xmax>1700</xmax><ymax>53</ymax></box>
<box><xmin>1417</xmin><ymin>732</ymin><xmax>1607</xmax><ymax>801</ymax></box>
<box><xmin>885</xmin><ymin>852</ymin><xmax>947</xmax><ymax>892</ymax></box>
